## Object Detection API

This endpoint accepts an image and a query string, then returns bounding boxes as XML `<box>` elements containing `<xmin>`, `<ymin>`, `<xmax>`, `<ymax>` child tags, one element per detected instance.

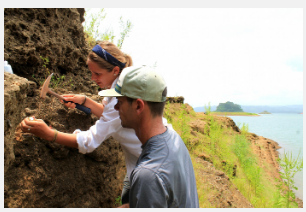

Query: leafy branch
<box><xmin>117</xmin><ymin>16</ymin><xmax>133</xmax><ymax>49</ymax></box>
<box><xmin>83</xmin><ymin>9</ymin><xmax>133</xmax><ymax>49</ymax></box>
<box><xmin>277</xmin><ymin>150</ymin><xmax>303</xmax><ymax>207</ymax></box>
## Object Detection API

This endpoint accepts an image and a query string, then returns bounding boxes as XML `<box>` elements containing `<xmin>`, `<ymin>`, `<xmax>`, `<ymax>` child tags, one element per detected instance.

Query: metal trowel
<box><xmin>40</xmin><ymin>73</ymin><xmax>91</xmax><ymax>115</ymax></box>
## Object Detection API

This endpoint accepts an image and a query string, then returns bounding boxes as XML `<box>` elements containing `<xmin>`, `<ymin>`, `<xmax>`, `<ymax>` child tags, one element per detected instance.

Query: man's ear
<box><xmin>134</xmin><ymin>99</ymin><xmax>145</xmax><ymax>115</ymax></box>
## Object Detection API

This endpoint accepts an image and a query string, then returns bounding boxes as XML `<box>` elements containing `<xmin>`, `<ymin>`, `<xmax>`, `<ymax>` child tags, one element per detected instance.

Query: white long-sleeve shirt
<box><xmin>74</xmin><ymin>78</ymin><xmax>171</xmax><ymax>180</ymax></box>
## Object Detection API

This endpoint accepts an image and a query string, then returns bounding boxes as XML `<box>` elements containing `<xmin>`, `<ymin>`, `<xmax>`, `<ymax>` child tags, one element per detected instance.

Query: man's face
<box><xmin>114</xmin><ymin>96</ymin><xmax>134</xmax><ymax>129</ymax></box>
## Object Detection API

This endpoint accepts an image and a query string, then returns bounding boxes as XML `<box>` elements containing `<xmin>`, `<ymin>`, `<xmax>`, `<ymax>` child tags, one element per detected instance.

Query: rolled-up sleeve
<box><xmin>75</xmin><ymin>96</ymin><xmax>122</xmax><ymax>154</ymax></box>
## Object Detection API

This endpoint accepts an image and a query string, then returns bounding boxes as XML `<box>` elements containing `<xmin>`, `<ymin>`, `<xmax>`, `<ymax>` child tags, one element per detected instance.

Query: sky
<box><xmin>1</xmin><ymin>2</ymin><xmax>304</xmax><ymax>108</ymax></box>
<box><xmin>85</xmin><ymin>7</ymin><xmax>303</xmax><ymax>108</ymax></box>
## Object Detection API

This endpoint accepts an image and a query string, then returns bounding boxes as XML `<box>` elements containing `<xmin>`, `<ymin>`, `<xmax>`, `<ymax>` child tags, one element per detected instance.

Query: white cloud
<box><xmin>89</xmin><ymin>8</ymin><xmax>303</xmax><ymax>107</ymax></box>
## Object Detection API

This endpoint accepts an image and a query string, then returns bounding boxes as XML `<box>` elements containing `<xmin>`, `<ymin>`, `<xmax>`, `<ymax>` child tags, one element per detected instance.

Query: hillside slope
<box><xmin>164</xmin><ymin>101</ymin><xmax>302</xmax><ymax>208</ymax></box>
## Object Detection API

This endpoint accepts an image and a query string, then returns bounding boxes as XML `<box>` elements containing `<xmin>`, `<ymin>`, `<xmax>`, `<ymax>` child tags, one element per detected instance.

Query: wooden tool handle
<box><xmin>47</xmin><ymin>89</ymin><xmax>91</xmax><ymax>115</ymax></box>
<box><xmin>47</xmin><ymin>89</ymin><xmax>65</xmax><ymax>101</ymax></box>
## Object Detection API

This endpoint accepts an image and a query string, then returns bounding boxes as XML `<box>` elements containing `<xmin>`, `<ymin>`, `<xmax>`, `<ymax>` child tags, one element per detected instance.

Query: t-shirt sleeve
<box><xmin>129</xmin><ymin>168</ymin><xmax>169</xmax><ymax>208</ymax></box>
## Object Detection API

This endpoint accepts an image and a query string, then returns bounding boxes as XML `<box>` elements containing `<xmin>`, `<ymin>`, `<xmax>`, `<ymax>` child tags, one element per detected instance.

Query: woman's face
<box><xmin>87</xmin><ymin>59</ymin><xmax>118</xmax><ymax>89</ymax></box>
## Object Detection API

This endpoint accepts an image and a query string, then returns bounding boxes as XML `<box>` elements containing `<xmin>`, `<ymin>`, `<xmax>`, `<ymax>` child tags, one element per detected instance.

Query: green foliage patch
<box><xmin>83</xmin><ymin>8</ymin><xmax>133</xmax><ymax>49</ymax></box>
<box><xmin>163</xmin><ymin>102</ymin><xmax>302</xmax><ymax>208</ymax></box>
<box><xmin>216</xmin><ymin>101</ymin><xmax>243</xmax><ymax>112</ymax></box>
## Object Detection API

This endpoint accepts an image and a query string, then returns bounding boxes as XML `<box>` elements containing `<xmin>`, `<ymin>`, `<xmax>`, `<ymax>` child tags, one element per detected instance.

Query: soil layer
<box><xmin>4</xmin><ymin>8</ymin><xmax>125</xmax><ymax>208</ymax></box>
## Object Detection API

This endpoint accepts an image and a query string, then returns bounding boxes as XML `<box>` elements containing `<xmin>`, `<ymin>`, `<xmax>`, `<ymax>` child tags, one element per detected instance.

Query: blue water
<box><xmin>228</xmin><ymin>113</ymin><xmax>303</xmax><ymax>200</ymax></box>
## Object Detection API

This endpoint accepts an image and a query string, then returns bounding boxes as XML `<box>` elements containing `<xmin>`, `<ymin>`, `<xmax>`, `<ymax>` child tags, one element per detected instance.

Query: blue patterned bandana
<box><xmin>92</xmin><ymin>45</ymin><xmax>126</xmax><ymax>70</ymax></box>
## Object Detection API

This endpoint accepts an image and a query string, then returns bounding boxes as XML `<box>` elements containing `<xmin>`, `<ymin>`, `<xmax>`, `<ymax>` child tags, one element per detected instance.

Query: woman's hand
<box><xmin>20</xmin><ymin>117</ymin><xmax>54</xmax><ymax>141</ymax></box>
<box><xmin>61</xmin><ymin>94</ymin><xmax>104</xmax><ymax>118</ymax></box>
<box><xmin>61</xmin><ymin>94</ymin><xmax>86</xmax><ymax>109</ymax></box>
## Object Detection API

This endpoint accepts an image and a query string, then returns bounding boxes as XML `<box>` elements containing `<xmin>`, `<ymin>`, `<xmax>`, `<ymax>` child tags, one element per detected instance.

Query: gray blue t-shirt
<box><xmin>129</xmin><ymin>127</ymin><xmax>199</xmax><ymax>208</ymax></box>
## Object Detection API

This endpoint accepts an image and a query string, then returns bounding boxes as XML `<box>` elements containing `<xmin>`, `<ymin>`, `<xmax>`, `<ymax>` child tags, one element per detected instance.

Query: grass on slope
<box><xmin>163</xmin><ymin>102</ymin><xmax>299</xmax><ymax>208</ymax></box>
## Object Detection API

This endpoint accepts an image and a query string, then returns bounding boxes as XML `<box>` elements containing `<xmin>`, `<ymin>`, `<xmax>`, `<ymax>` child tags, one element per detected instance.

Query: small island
<box><xmin>259</xmin><ymin>110</ymin><xmax>271</xmax><ymax>114</ymax></box>
<box><xmin>211</xmin><ymin>101</ymin><xmax>259</xmax><ymax>116</ymax></box>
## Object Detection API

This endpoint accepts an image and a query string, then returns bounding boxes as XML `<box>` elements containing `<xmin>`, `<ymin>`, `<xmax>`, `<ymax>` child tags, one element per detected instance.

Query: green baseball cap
<box><xmin>98</xmin><ymin>65</ymin><xmax>167</xmax><ymax>102</ymax></box>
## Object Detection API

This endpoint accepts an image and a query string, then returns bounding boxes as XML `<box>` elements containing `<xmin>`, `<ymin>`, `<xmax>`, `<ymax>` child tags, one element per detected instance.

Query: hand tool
<box><xmin>40</xmin><ymin>73</ymin><xmax>91</xmax><ymax>115</ymax></box>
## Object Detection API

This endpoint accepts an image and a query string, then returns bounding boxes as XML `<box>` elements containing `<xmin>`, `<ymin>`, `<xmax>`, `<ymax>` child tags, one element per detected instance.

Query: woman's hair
<box><xmin>87</xmin><ymin>40</ymin><xmax>133</xmax><ymax>74</ymax></box>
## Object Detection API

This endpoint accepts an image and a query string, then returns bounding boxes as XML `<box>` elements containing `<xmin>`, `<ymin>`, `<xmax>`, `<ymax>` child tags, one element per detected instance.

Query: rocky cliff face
<box><xmin>4</xmin><ymin>8</ymin><xmax>96</xmax><ymax>93</ymax></box>
<box><xmin>4</xmin><ymin>8</ymin><xmax>125</xmax><ymax>208</ymax></box>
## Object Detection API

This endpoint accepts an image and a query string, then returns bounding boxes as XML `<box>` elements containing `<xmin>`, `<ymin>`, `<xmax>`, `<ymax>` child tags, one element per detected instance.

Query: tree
<box><xmin>277</xmin><ymin>150</ymin><xmax>303</xmax><ymax>208</ymax></box>
<box><xmin>215</xmin><ymin>101</ymin><xmax>243</xmax><ymax>112</ymax></box>
<box><xmin>117</xmin><ymin>16</ymin><xmax>133</xmax><ymax>49</ymax></box>
<box><xmin>204</xmin><ymin>102</ymin><xmax>212</xmax><ymax>115</ymax></box>
<box><xmin>83</xmin><ymin>9</ymin><xmax>107</xmax><ymax>48</ymax></box>
<box><xmin>83</xmin><ymin>8</ymin><xmax>133</xmax><ymax>49</ymax></box>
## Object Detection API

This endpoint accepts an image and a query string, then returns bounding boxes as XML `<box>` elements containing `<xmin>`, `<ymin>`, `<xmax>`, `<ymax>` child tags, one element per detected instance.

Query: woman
<box><xmin>20</xmin><ymin>41</ymin><xmax>170</xmax><ymax>204</ymax></box>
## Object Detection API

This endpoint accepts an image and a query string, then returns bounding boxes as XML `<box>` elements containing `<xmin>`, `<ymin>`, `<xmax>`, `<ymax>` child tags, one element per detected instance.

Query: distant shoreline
<box><xmin>222</xmin><ymin>114</ymin><xmax>260</xmax><ymax>116</ymax></box>
<box><xmin>193</xmin><ymin>105</ymin><xmax>303</xmax><ymax>114</ymax></box>
<box><xmin>204</xmin><ymin>112</ymin><xmax>260</xmax><ymax>116</ymax></box>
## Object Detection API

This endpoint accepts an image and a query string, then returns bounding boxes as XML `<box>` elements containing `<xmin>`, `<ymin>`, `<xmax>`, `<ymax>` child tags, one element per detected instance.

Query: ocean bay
<box><xmin>228</xmin><ymin>113</ymin><xmax>303</xmax><ymax>200</ymax></box>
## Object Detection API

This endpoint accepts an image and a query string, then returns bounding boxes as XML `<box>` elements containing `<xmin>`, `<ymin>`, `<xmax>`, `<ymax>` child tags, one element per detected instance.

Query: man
<box><xmin>99</xmin><ymin>65</ymin><xmax>199</xmax><ymax>208</ymax></box>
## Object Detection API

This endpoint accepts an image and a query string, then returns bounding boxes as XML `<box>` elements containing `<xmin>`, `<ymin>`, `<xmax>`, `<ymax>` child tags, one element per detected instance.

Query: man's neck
<box><xmin>135</xmin><ymin>116</ymin><xmax>167</xmax><ymax>146</ymax></box>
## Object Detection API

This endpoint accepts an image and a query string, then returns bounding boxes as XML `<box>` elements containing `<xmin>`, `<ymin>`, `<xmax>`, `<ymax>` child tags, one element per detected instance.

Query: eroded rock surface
<box><xmin>4</xmin><ymin>8</ymin><xmax>125</xmax><ymax>208</ymax></box>
<box><xmin>4</xmin><ymin>72</ymin><xmax>126</xmax><ymax>208</ymax></box>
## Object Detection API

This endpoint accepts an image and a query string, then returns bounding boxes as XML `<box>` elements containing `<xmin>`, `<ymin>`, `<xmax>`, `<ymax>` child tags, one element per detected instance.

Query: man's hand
<box><xmin>118</xmin><ymin>203</ymin><xmax>129</xmax><ymax>208</ymax></box>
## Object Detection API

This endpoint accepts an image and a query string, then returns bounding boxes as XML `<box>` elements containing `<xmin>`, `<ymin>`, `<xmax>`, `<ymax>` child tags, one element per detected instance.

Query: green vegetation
<box><xmin>32</xmin><ymin>56</ymin><xmax>51</xmax><ymax>86</ymax></box>
<box><xmin>178</xmin><ymin>104</ymin><xmax>193</xmax><ymax>149</ymax></box>
<box><xmin>259</xmin><ymin>110</ymin><xmax>271</xmax><ymax>114</ymax></box>
<box><xmin>40</xmin><ymin>56</ymin><xmax>49</xmax><ymax>69</ymax></box>
<box><xmin>211</xmin><ymin>112</ymin><xmax>258</xmax><ymax>116</ymax></box>
<box><xmin>163</xmin><ymin>101</ymin><xmax>301</xmax><ymax>208</ymax></box>
<box><xmin>204</xmin><ymin>102</ymin><xmax>212</xmax><ymax>115</ymax></box>
<box><xmin>231</xmin><ymin>131</ymin><xmax>265</xmax><ymax>203</ymax></box>
<box><xmin>216</xmin><ymin>101</ymin><xmax>243</xmax><ymax>112</ymax></box>
<box><xmin>32</xmin><ymin>74</ymin><xmax>43</xmax><ymax>86</ymax></box>
<box><xmin>83</xmin><ymin>8</ymin><xmax>133</xmax><ymax>49</ymax></box>
<box><xmin>35</xmin><ymin>55</ymin><xmax>75</xmax><ymax>90</ymax></box>
<box><xmin>83</xmin><ymin>9</ymin><xmax>107</xmax><ymax>48</ymax></box>
<box><xmin>117</xmin><ymin>16</ymin><xmax>133</xmax><ymax>49</ymax></box>
<box><xmin>275</xmin><ymin>150</ymin><xmax>303</xmax><ymax>208</ymax></box>
<box><xmin>50</xmin><ymin>75</ymin><xmax>65</xmax><ymax>88</ymax></box>
<box><xmin>114</xmin><ymin>195</ymin><xmax>122</xmax><ymax>207</ymax></box>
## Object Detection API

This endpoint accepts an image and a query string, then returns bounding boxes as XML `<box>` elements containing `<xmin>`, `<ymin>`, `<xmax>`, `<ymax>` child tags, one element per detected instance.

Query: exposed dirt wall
<box><xmin>4</xmin><ymin>8</ymin><xmax>126</xmax><ymax>208</ymax></box>
<box><xmin>4</xmin><ymin>8</ymin><xmax>96</xmax><ymax>94</ymax></box>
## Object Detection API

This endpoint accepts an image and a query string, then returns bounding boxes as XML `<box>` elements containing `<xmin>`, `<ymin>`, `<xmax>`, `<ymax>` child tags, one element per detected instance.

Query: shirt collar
<box><xmin>141</xmin><ymin>127</ymin><xmax>169</xmax><ymax>149</ymax></box>
<box><xmin>104</xmin><ymin>77</ymin><xmax>119</xmax><ymax>103</ymax></box>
